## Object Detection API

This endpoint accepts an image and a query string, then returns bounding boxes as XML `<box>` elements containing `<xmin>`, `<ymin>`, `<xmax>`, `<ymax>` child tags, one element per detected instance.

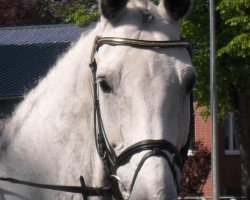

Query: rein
<box><xmin>0</xmin><ymin>36</ymin><xmax>192</xmax><ymax>200</ymax></box>
<box><xmin>0</xmin><ymin>176</ymin><xmax>111</xmax><ymax>199</ymax></box>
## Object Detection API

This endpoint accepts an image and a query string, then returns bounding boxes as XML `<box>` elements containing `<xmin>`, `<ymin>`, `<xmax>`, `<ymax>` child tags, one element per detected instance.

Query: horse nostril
<box><xmin>112</xmin><ymin>143</ymin><xmax>117</xmax><ymax>148</ymax></box>
<box><xmin>110</xmin><ymin>175</ymin><xmax>130</xmax><ymax>200</ymax></box>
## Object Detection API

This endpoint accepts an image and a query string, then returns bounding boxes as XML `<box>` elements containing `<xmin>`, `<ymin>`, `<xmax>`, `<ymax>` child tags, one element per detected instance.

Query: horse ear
<box><xmin>99</xmin><ymin>0</ymin><xmax>129</xmax><ymax>20</ymax></box>
<box><xmin>158</xmin><ymin>0</ymin><xmax>193</xmax><ymax>21</ymax></box>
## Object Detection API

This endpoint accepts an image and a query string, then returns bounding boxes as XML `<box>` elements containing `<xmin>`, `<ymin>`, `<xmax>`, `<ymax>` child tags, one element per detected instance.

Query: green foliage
<box><xmin>63</xmin><ymin>0</ymin><xmax>160</xmax><ymax>26</ymax></box>
<box><xmin>181</xmin><ymin>0</ymin><xmax>211</xmax><ymax>113</ymax></box>
<box><xmin>46</xmin><ymin>0</ymin><xmax>99</xmax><ymax>26</ymax></box>
<box><xmin>218</xmin><ymin>0</ymin><xmax>250</xmax><ymax>14</ymax></box>
<box><xmin>225</xmin><ymin>16</ymin><xmax>250</xmax><ymax>29</ymax></box>
<box><xmin>219</xmin><ymin>33</ymin><xmax>250</xmax><ymax>57</ymax></box>
<box><xmin>150</xmin><ymin>0</ymin><xmax>160</xmax><ymax>4</ymax></box>
<box><xmin>61</xmin><ymin>0</ymin><xmax>99</xmax><ymax>26</ymax></box>
<box><xmin>181</xmin><ymin>0</ymin><xmax>250</xmax><ymax>118</ymax></box>
<box><xmin>65</xmin><ymin>5</ymin><xmax>99</xmax><ymax>26</ymax></box>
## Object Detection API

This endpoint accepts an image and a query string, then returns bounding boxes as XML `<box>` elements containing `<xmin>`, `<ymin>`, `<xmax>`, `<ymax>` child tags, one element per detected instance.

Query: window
<box><xmin>224</xmin><ymin>112</ymin><xmax>240</xmax><ymax>155</ymax></box>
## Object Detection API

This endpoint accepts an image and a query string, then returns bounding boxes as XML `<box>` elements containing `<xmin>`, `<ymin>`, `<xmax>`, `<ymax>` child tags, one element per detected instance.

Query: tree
<box><xmin>53</xmin><ymin>0</ymin><xmax>100</xmax><ymax>26</ymax></box>
<box><xmin>180</xmin><ymin>141</ymin><xmax>211</xmax><ymax>197</ymax></box>
<box><xmin>0</xmin><ymin>0</ymin><xmax>98</xmax><ymax>26</ymax></box>
<box><xmin>0</xmin><ymin>0</ymin><xmax>64</xmax><ymax>26</ymax></box>
<box><xmin>181</xmin><ymin>0</ymin><xmax>250</xmax><ymax>197</ymax></box>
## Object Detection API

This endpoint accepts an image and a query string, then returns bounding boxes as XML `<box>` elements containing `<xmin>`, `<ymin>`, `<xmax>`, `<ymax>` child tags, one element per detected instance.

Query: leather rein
<box><xmin>0</xmin><ymin>36</ymin><xmax>192</xmax><ymax>200</ymax></box>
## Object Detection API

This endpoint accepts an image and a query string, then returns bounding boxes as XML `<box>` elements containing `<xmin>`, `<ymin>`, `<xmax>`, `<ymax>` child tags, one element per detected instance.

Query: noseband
<box><xmin>90</xmin><ymin>36</ymin><xmax>192</xmax><ymax>199</ymax></box>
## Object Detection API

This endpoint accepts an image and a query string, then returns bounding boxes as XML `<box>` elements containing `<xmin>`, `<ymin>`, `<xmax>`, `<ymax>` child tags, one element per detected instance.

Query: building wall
<box><xmin>218</xmin><ymin>123</ymin><xmax>242</xmax><ymax>196</ymax></box>
<box><xmin>194</xmin><ymin>105</ymin><xmax>241</xmax><ymax>197</ymax></box>
<box><xmin>195</xmin><ymin>106</ymin><xmax>213</xmax><ymax>197</ymax></box>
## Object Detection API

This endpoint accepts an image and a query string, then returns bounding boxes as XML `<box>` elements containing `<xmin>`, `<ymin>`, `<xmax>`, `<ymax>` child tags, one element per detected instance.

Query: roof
<box><xmin>0</xmin><ymin>24</ymin><xmax>86</xmax><ymax>98</ymax></box>
<box><xmin>0</xmin><ymin>24</ymin><xmax>84</xmax><ymax>45</ymax></box>
<box><xmin>0</xmin><ymin>42</ymin><xmax>71</xmax><ymax>98</ymax></box>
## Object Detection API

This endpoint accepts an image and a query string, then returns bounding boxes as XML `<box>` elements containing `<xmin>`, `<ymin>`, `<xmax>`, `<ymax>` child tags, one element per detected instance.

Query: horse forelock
<box><xmin>99</xmin><ymin>1</ymin><xmax>180</xmax><ymax>43</ymax></box>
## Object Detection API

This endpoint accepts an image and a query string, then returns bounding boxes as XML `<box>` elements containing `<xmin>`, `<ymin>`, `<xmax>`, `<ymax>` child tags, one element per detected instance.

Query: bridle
<box><xmin>0</xmin><ymin>36</ymin><xmax>193</xmax><ymax>200</ymax></box>
<box><xmin>90</xmin><ymin>36</ymin><xmax>193</xmax><ymax>199</ymax></box>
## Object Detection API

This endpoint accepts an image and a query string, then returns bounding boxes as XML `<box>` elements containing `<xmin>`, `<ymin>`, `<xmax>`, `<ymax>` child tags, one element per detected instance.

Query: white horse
<box><xmin>0</xmin><ymin>0</ymin><xmax>195</xmax><ymax>199</ymax></box>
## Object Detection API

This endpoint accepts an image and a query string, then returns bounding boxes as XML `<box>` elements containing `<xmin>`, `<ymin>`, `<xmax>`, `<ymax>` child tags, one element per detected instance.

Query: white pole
<box><xmin>209</xmin><ymin>0</ymin><xmax>220</xmax><ymax>199</ymax></box>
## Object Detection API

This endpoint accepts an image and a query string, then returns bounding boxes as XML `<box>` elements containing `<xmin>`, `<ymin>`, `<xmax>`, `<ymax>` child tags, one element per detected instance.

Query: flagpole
<box><xmin>209</xmin><ymin>0</ymin><xmax>220</xmax><ymax>199</ymax></box>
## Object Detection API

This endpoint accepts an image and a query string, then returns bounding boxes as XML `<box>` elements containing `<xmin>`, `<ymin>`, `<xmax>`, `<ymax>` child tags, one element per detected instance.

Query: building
<box><xmin>195</xmin><ymin>105</ymin><xmax>242</xmax><ymax>197</ymax></box>
<box><xmin>0</xmin><ymin>24</ymin><xmax>86</xmax><ymax>120</ymax></box>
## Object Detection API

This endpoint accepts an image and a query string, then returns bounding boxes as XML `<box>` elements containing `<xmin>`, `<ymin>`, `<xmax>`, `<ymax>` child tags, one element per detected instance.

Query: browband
<box><xmin>96</xmin><ymin>37</ymin><xmax>190</xmax><ymax>49</ymax></box>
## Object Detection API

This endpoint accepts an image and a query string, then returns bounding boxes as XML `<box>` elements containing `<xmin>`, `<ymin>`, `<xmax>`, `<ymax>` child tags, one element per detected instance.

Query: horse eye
<box><xmin>99</xmin><ymin>80</ymin><xmax>113</xmax><ymax>93</ymax></box>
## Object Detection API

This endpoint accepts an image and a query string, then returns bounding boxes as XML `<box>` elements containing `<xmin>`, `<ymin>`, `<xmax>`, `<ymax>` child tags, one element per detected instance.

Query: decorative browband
<box><xmin>96</xmin><ymin>37</ymin><xmax>190</xmax><ymax>49</ymax></box>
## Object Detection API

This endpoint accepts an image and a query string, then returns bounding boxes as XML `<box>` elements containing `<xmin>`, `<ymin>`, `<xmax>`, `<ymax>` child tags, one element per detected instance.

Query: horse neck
<box><xmin>0</xmin><ymin>28</ymin><xmax>98</xmax><ymax>169</ymax></box>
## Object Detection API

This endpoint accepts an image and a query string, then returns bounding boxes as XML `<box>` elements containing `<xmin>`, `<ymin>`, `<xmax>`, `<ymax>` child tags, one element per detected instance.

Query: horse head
<box><xmin>93</xmin><ymin>0</ymin><xmax>195</xmax><ymax>199</ymax></box>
